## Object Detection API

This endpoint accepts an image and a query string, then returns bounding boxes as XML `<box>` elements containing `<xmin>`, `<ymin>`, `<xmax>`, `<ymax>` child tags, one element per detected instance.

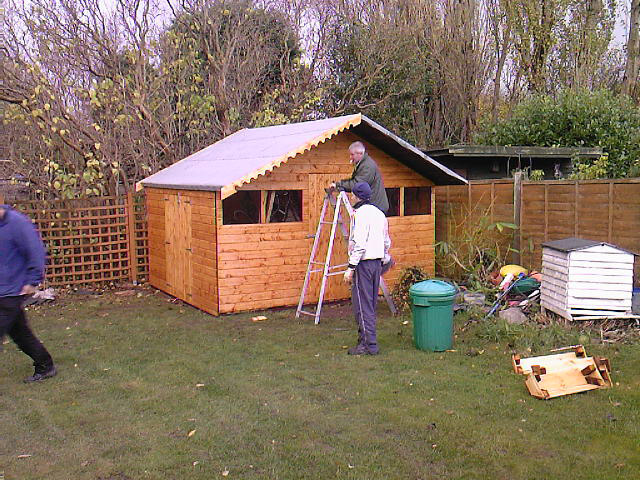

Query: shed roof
<box><xmin>542</xmin><ymin>237</ymin><xmax>636</xmax><ymax>255</ymax></box>
<box><xmin>426</xmin><ymin>145</ymin><xmax>603</xmax><ymax>159</ymax></box>
<box><xmin>139</xmin><ymin>114</ymin><xmax>467</xmax><ymax>199</ymax></box>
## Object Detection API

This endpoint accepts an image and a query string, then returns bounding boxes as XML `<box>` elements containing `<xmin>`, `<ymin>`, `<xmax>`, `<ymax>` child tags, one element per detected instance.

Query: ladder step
<box><xmin>298</xmin><ymin>310</ymin><xmax>317</xmax><ymax>317</ymax></box>
<box><xmin>309</xmin><ymin>264</ymin><xmax>347</xmax><ymax>271</ymax></box>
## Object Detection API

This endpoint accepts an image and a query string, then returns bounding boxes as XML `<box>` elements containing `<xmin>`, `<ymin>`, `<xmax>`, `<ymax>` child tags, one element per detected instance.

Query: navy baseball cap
<box><xmin>352</xmin><ymin>182</ymin><xmax>372</xmax><ymax>201</ymax></box>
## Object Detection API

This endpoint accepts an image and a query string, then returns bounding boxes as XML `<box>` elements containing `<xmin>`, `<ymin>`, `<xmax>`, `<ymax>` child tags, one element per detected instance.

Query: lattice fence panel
<box><xmin>131</xmin><ymin>192</ymin><xmax>149</xmax><ymax>281</ymax></box>
<box><xmin>3</xmin><ymin>194</ymin><xmax>148</xmax><ymax>287</ymax></box>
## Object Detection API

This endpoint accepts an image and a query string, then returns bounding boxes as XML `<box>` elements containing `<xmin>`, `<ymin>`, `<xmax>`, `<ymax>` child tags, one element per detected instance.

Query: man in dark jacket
<box><xmin>331</xmin><ymin>141</ymin><xmax>389</xmax><ymax>214</ymax></box>
<box><xmin>0</xmin><ymin>205</ymin><xmax>56</xmax><ymax>382</ymax></box>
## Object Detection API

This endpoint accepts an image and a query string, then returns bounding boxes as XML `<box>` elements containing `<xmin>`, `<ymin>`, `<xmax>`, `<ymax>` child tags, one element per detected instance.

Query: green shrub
<box><xmin>436</xmin><ymin>203</ymin><xmax>517</xmax><ymax>290</ymax></box>
<box><xmin>391</xmin><ymin>265</ymin><xmax>430</xmax><ymax>312</ymax></box>
<box><xmin>475</xmin><ymin>89</ymin><xmax>640</xmax><ymax>179</ymax></box>
<box><xmin>528</xmin><ymin>169</ymin><xmax>545</xmax><ymax>181</ymax></box>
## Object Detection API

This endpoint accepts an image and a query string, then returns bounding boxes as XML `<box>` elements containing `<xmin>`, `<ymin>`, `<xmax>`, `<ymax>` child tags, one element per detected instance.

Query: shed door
<box><xmin>165</xmin><ymin>192</ymin><xmax>193</xmax><ymax>301</ymax></box>
<box><xmin>307</xmin><ymin>174</ymin><xmax>350</xmax><ymax>302</ymax></box>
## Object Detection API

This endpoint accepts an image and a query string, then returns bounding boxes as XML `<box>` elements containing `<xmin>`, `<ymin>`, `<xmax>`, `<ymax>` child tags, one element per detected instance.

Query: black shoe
<box><xmin>24</xmin><ymin>366</ymin><xmax>57</xmax><ymax>383</ymax></box>
<box><xmin>347</xmin><ymin>345</ymin><xmax>379</xmax><ymax>355</ymax></box>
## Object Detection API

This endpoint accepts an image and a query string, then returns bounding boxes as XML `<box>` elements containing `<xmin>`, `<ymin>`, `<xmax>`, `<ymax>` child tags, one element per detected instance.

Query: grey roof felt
<box><xmin>139</xmin><ymin>114</ymin><xmax>467</xmax><ymax>195</ymax></box>
<box><xmin>542</xmin><ymin>237</ymin><xmax>636</xmax><ymax>255</ymax></box>
<box><xmin>425</xmin><ymin>145</ymin><xmax>603</xmax><ymax>159</ymax></box>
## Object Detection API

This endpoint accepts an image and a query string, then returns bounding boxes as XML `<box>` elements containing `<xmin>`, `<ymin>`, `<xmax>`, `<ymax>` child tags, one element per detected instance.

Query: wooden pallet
<box><xmin>512</xmin><ymin>345</ymin><xmax>612</xmax><ymax>399</ymax></box>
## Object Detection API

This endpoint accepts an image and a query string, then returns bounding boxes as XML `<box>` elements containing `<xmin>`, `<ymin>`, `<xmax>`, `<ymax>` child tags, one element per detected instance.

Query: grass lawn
<box><xmin>1</xmin><ymin>289</ymin><xmax>639</xmax><ymax>480</ymax></box>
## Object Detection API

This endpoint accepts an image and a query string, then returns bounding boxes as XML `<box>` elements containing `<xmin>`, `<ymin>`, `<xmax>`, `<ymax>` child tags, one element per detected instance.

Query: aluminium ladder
<box><xmin>296</xmin><ymin>190</ymin><xmax>397</xmax><ymax>324</ymax></box>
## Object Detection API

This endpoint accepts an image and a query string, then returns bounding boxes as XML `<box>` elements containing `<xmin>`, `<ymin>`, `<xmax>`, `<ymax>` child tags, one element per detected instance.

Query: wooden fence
<box><xmin>2</xmin><ymin>179</ymin><xmax>638</xmax><ymax>289</ymax></box>
<box><xmin>0</xmin><ymin>193</ymin><xmax>148</xmax><ymax>287</ymax></box>
<box><xmin>435</xmin><ymin>178</ymin><xmax>640</xmax><ymax>283</ymax></box>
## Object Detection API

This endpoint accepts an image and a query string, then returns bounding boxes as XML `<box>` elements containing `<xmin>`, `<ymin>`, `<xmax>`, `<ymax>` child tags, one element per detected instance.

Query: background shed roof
<box><xmin>542</xmin><ymin>237</ymin><xmax>636</xmax><ymax>255</ymax></box>
<box><xmin>140</xmin><ymin>114</ymin><xmax>467</xmax><ymax>198</ymax></box>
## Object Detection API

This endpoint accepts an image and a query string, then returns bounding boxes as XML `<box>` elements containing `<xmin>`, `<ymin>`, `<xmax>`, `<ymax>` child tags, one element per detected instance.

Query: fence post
<box><xmin>608</xmin><ymin>182</ymin><xmax>614</xmax><ymax>243</ymax></box>
<box><xmin>574</xmin><ymin>181</ymin><xmax>579</xmax><ymax>237</ymax></box>
<box><xmin>512</xmin><ymin>172</ymin><xmax>522</xmax><ymax>265</ymax></box>
<box><xmin>126</xmin><ymin>192</ymin><xmax>137</xmax><ymax>283</ymax></box>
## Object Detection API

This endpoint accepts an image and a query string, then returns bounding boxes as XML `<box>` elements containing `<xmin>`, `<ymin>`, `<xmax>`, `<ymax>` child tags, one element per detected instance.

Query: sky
<box><xmin>614</xmin><ymin>0</ymin><xmax>631</xmax><ymax>48</ymax></box>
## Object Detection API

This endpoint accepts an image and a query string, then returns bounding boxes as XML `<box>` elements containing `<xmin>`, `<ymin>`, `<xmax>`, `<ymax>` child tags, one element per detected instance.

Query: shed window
<box><xmin>385</xmin><ymin>188</ymin><xmax>400</xmax><ymax>217</ymax></box>
<box><xmin>267</xmin><ymin>190</ymin><xmax>302</xmax><ymax>223</ymax></box>
<box><xmin>404</xmin><ymin>187</ymin><xmax>432</xmax><ymax>216</ymax></box>
<box><xmin>222</xmin><ymin>190</ymin><xmax>261</xmax><ymax>225</ymax></box>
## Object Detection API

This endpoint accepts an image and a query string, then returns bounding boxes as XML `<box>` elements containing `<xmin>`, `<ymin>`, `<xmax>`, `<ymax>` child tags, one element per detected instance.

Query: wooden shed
<box><xmin>139</xmin><ymin>114</ymin><xmax>466</xmax><ymax>315</ymax></box>
<box><xmin>540</xmin><ymin>238</ymin><xmax>636</xmax><ymax>320</ymax></box>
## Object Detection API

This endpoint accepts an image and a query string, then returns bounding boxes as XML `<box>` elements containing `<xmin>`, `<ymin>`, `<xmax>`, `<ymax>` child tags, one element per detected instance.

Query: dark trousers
<box><xmin>0</xmin><ymin>295</ymin><xmax>54</xmax><ymax>372</ymax></box>
<box><xmin>352</xmin><ymin>259</ymin><xmax>382</xmax><ymax>352</ymax></box>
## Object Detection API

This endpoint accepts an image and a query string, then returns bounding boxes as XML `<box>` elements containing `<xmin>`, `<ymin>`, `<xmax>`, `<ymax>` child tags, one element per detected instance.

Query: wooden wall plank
<box><xmin>147</xmin><ymin>188</ymin><xmax>167</xmax><ymax>291</ymax></box>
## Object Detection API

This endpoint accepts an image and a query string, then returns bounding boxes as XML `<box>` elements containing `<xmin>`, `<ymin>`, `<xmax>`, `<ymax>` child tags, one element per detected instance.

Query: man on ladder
<box><xmin>343</xmin><ymin>182</ymin><xmax>391</xmax><ymax>356</ymax></box>
<box><xmin>330</xmin><ymin>141</ymin><xmax>389</xmax><ymax>214</ymax></box>
<box><xmin>331</xmin><ymin>140</ymin><xmax>394</xmax><ymax>274</ymax></box>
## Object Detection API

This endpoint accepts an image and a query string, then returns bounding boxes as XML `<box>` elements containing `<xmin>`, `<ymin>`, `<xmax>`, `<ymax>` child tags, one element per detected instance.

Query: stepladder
<box><xmin>296</xmin><ymin>189</ymin><xmax>397</xmax><ymax>324</ymax></box>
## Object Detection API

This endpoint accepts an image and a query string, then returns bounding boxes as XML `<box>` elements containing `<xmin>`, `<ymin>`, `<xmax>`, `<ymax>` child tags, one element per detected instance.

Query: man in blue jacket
<box><xmin>0</xmin><ymin>205</ymin><xmax>56</xmax><ymax>382</ymax></box>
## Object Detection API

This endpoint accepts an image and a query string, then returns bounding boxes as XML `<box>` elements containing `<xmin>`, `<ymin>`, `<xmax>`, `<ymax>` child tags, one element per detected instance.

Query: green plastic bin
<box><xmin>409</xmin><ymin>280</ymin><xmax>457</xmax><ymax>352</ymax></box>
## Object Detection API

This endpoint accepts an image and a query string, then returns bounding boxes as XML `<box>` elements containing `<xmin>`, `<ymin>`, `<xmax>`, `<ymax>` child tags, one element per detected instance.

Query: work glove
<box><xmin>20</xmin><ymin>284</ymin><xmax>37</xmax><ymax>295</ymax></box>
<box><xmin>343</xmin><ymin>268</ymin><xmax>354</xmax><ymax>284</ymax></box>
<box><xmin>381</xmin><ymin>255</ymin><xmax>394</xmax><ymax>275</ymax></box>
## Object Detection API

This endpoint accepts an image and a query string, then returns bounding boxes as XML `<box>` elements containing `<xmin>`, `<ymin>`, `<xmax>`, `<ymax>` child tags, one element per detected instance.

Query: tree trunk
<box><xmin>575</xmin><ymin>0</ymin><xmax>604</xmax><ymax>89</ymax></box>
<box><xmin>529</xmin><ymin>0</ymin><xmax>552</xmax><ymax>93</ymax></box>
<box><xmin>623</xmin><ymin>0</ymin><xmax>640</xmax><ymax>97</ymax></box>
<box><xmin>412</xmin><ymin>96</ymin><xmax>427</xmax><ymax>149</ymax></box>
<box><xmin>492</xmin><ymin>26</ymin><xmax>511</xmax><ymax>122</ymax></box>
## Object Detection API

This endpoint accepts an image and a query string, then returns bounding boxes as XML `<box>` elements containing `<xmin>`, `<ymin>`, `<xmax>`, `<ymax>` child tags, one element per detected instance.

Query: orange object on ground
<box><xmin>528</xmin><ymin>271</ymin><xmax>542</xmax><ymax>282</ymax></box>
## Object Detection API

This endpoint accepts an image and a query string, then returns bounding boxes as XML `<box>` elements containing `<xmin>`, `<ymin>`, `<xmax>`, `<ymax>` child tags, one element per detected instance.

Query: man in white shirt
<box><xmin>343</xmin><ymin>182</ymin><xmax>391</xmax><ymax>355</ymax></box>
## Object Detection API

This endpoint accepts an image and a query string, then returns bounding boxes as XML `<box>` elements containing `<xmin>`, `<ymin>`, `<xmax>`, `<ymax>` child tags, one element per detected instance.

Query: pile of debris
<box><xmin>576</xmin><ymin>318</ymin><xmax>640</xmax><ymax>344</ymax></box>
<box><xmin>456</xmin><ymin>260</ymin><xmax>640</xmax><ymax>341</ymax></box>
<box><xmin>23</xmin><ymin>287</ymin><xmax>57</xmax><ymax>306</ymax></box>
<box><xmin>458</xmin><ymin>264</ymin><xmax>542</xmax><ymax>324</ymax></box>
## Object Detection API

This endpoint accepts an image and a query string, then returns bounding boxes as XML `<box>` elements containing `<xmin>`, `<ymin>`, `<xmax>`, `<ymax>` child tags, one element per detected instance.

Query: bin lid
<box><xmin>409</xmin><ymin>279</ymin><xmax>457</xmax><ymax>298</ymax></box>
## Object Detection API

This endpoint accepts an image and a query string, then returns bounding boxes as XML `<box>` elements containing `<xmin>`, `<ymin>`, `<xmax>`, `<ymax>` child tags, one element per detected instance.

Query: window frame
<box><xmin>222</xmin><ymin>189</ymin><xmax>304</xmax><ymax>226</ymax></box>
<box><xmin>403</xmin><ymin>186</ymin><xmax>432</xmax><ymax>216</ymax></box>
<box><xmin>383</xmin><ymin>185</ymin><xmax>433</xmax><ymax>218</ymax></box>
<box><xmin>264</xmin><ymin>190</ymin><xmax>303</xmax><ymax>224</ymax></box>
